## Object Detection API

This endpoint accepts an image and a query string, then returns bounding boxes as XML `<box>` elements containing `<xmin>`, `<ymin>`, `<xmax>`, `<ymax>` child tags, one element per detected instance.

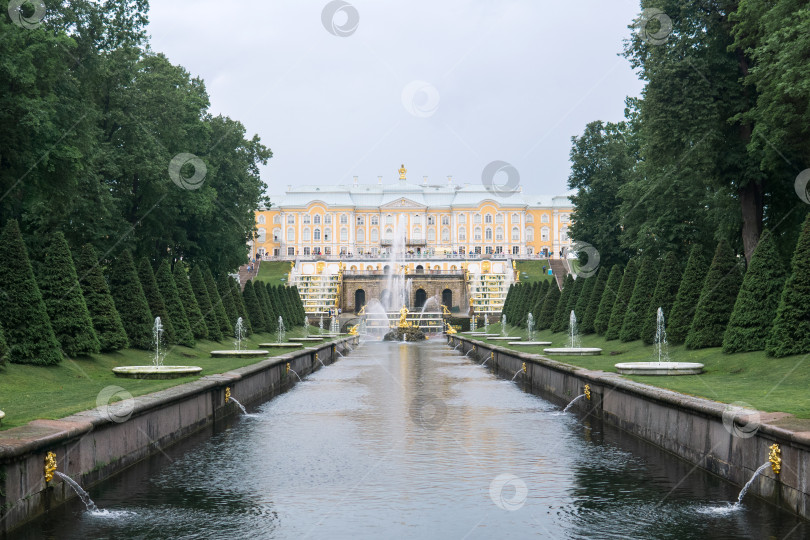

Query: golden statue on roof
<box><xmin>398</xmin><ymin>164</ymin><xmax>407</xmax><ymax>180</ymax></box>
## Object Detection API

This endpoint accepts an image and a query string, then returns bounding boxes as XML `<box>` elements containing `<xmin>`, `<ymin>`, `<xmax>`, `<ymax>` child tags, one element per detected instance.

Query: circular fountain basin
<box><xmin>510</xmin><ymin>341</ymin><xmax>552</xmax><ymax>346</ymax></box>
<box><xmin>259</xmin><ymin>343</ymin><xmax>304</xmax><ymax>348</ymax></box>
<box><xmin>0</xmin><ymin>410</ymin><xmax>5</xmax><ymax>425</ymax></box>
<box><xmin>488</xmin><ymin>336</ymin><xmax>520</xmax><ymax>341</ymax></box>
<box><xmin>209</xmin><ymin>350</ymin><xmax>269</xmax><ymax>358</ymax></box>
<box><xmin>112</xmin><ymin>366</ymin><xmax>203</xmax><ymax>379</ymax></box>
<box><xmin>543</xmin><ymin>348</ymin><xmax>602</xmax><ymax>356</ymax></box>
<box><xmin>289</xmin><ymin>337</ymin><xmax>324</xmax><ymax>342</ymax></box>
<box><xmin>614</xmin><ymin>362</ymin><xmax>704</xmax><ymax>375</ymax></box>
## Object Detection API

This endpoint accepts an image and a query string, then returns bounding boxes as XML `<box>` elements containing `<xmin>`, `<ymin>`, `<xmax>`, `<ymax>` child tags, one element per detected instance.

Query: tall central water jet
<box><xmin>654</xmin><ymin>307</ymin><xmax>669</xmax><ymax>364</ymax></box>
<box><xmin>568</xmin><ymin>311</ymin><xmax>581</xmax><ymax>349</ymax></box>
<box><xmin>277</xmin><ymin>316</ymin><xmax>285</xmax><ymax>344</ymax></box>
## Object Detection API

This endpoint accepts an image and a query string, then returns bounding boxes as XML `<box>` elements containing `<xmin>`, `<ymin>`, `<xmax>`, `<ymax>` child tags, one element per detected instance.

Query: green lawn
<box><xmin>474</xmin><ymin>323</ymin><xmax>810</xmax><ymax>419</ymax></box>
<box><xmin>255</xmin><ymin>261</ymin><xmax>292</xmax><ymax>285</ymax></box>
<box><xmin>516</xmin><ymin>260</ymin><xmax>553</xmax><ymax>283</ymax></box>
<box><xmin>0</xmin><ymin>326</ymin><xmax>336</xmax><ymax>430</ymax></box>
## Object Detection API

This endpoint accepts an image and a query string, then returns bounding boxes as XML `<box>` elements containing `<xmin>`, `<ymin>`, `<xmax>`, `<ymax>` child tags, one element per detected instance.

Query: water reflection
<box><xmin>14</xmin><ymin>341</ymin><xmax>807</xmax><ymax>539</ymax></box>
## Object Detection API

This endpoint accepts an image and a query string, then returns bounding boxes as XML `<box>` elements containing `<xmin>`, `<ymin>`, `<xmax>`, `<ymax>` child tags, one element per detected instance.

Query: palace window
<box><xmin>413</xmin><ymin>226</ymin><xmax>421</xmax><ymax>239</ymax></box>
<box><xmin>541</xmin><ymin>227</ymin><xmax>550</xmax><ymax>241</ymax></box>
<box><xmin>427</xmin><ymin>228</ymin><xmax>436</xmax><ymax>241</ymax></box>
<box><xmin>526</xmin><ymin>214</ymin><xmax>533</xmax><ymax>223</ymax></box>
<box><xmin>340</xmin><ymin>215</ymin><xmax>348</xmax><ymax>225</ymax></box>
<box><xmin>512</xmin><ymin>246</ymin><xmax>520</xmax><ymax>254</ymax></box>
<box><xmin>441</xmin><ymin>216</ymin><xmax>450</xmax><ymax>225</ymax></box>
<box><xmin>303</xmin><ymin>247</ymin><xmax>310</xmax><ymax>256</ymax></box>
<box><xmin>286</xmin><ymin>227</ymin><xmax>295</xmax><ymax>241</ymax></box>
<box><xmin>257</xmin><ymin>215</ymin><xmax>266</xmax><ymax>225</ymax></box>
<box><xmin>485</xmin><ymin>246</ymin><xmax>493</xmax><ymax>254</ymax></box>
<box><xmin>458</xmin><ymin>228</ymin><xmax>466</xmax><ymax>241</ymax></box>
<box><xmin>314</xmin><ymin>228</ymin><xmax>321</xmax><ymax>241</ymax></box>
<box><xmin>485</xmin><ymin>228</ymin><xmax>493</xmax><ymax>241</ymax></box>
<box><xmin>386</xmin><ymin>214</ymin><xmax>393</xmax><ymax>225</ymax></box>
<box><xmin>257</xmin><ymin>228</ymin><xmax>266</xmax><ymax>243</ymax></box>
<box><xmin>357</xmin><ymin>216</ymin><xmax>365</xmax><ymax>225</ymax></box>
<box><xmin>441</xmin><ymin>228</ymin><xmax>450</xmax><ymax>242</ymax></box>
<box><xmin>512</xmin><ymin>226</ymin><xmax>520</xmax><ymax>241</ymax></box>
<box><xmin>340</xmin><ymin>227</ymin><xmax>348</xmax><ymax>241</ymax></box>
<box><xmin>303</xmin><ymin>228</ymin><xmax>311</xmax><ymax>241</ymax></box>
<box><xmin>303</xmin><ymin>214</ymin><xmax>311</xmax><ymax>224</ymax></box>
<box><xmin>458</xmin><ymin>214</ymin><xmax>466</xmax><ymax>224</ymax></box>
<box><xmin>325</xmin><ymin>215</ymin><xmax>332</xmax><ymax>224</ymax></box>
<box><xmin>325</xmin><ymin>228</ymin><xmax>331</xmax><ymax>241</ymax></box>
<box><xmin>495</xmin><ymin>246</ymin><xmax>503</xmax><ymax>254</ymax></box>
<box><xmin>474</xmin><ymin>227</ymin><xmax>482</xmax><ymax>241</ymax></box>
<box><xmin>561</xmin><ymin>227</ymin><xmax>569</xmax><ymax>241</ymax></box>
<box><xmin>495</xmin><ymin>214</ymin><xmax>504</xmax><ymax>224</ymax></box>
<box><xmin>474</xmin><ymin>246</ymin><xmax>481</xmax><ymax>254</ymax></box>
<box><xmin>287</xmin><ymin>215</ymin><xmax>295</xmax><ymax>224</ymax></box>
<box><xmin>414</xmin><ymin>215</ymin><xmax>421</xmax><ymax>224</ymax></box>
<box><xmin>511</xmin><ymin>212</ymin><xmax>519</xmax><ymax>223</ymax></box>
<box><xmin>485</xmin><ymin>214</ymin><xmax>493</xmax><ymax>224</ymax></box>
<box><xmin>357</xmin><ymin>228</ymin><xmax>365</xmax><ymax>242</ymax></box>
<box><xmin>273</xmin><ymin>228</ymin><xmax>281</xmax><ymax>242</ymax></box>
<box><xmin>273</xmin><ymin>215</ymin><xmax>281</xmax><ymax>224</ymax></box>
<box><xmin>371</xmin><ymin>216</ymin><xmax>379</xmax><ymax>225</ymax></box>
<box><xmin>371</xmin><ymin>228</ymin><xmax>379</xmax><ymax>241</ymax></box>
<box><xmin>495</xmin><ymin>226</ymin><xmax>504</xmax><ymax>241</ymax></box>
<box><xmin>325</xmin><ymin>247</ymin><xmax>331</xmax><ymax>255</ymax></box>
<box><xmin>526</xmin><ymin>227</ymin><xmax>534</xmax><ymax>241</ymax></box>
<box><xmin>287</xmin><ymin>247</ymin><xmax>295</xmax><ymax>256</ymax></box>
<box><xmin>314</xmin><ymin>215</ymin><xmax>321</xmax><ymax>224</ymax></box>
<box><xmin>474</xmin><ymin>214</ymin><xmax>482</xmax><ymax>224</ymax></box>
<box><xmin>385</xmin><ymin>227</ymin><xmax>393</xmax><ymax>239</ymax></box>
<box><xmin>541</xmin><ymin>214</ymin><xmax>549</xmax><ymax>223</ymax></box>
<box><xmin>561</xmin><ymin>214</ymin><xmax>569</xmax><ymax>223</ymax></box>
<box><xmin>427</xmin><ymin>216</ymin><xmax>435</xmax><ymax>225</ymax></box>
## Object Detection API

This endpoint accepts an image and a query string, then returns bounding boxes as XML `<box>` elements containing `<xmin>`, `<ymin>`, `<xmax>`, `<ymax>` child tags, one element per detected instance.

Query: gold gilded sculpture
<box><xmin>349</xmin><ymin>324</ymin><xmax>359</xmax><ymax>336</ymax></box>
<box><xmin>769</xmin><ymin>443</ymin><xmax>782</xmax><ymax>475</ymax></box>
<box><xmin>398</xmin><ymin>306</ymin><xmax>410</xmax><ymax>328</ymax></box>
<box><xmin>584</xmin><ymin>384</ymin><xmax>591</xmax><ymax>401</ymax></box>
<box><xmin>225</xmin><ymin>387</ymin><xmax>231</xmax><ymax>403</ymax></box>
<box><xmin>44</xmin><ymin>451</ymin><xmax>57</xmax><ymax>482</ymax></box>
<box><xmin>398</xmin><ymin>164</ymin><xmax>407</xmax><ymax>180</ymax></box>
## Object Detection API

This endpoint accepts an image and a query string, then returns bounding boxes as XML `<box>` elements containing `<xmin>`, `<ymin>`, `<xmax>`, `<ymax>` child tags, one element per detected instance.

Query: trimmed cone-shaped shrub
<box><xmin>619</xmin><ymin>257</ymin><xmax>660</xmax><ymax>342</ymax></box>
<box><xmin>107</xmin><ymin>249</ymin><xmax>154</xmax><ymax>350</ymax></box>
<box><xmin>580</xmin><ymin>267</ymin><xmax>608</xmax><ymax>335</ymax></box>
<box><xmin>514</xmin><ymin>282</ymin><xmax>533</xmax><ymax>327</ymax></box>
<box><xmin>668</xmin><ymin>245</ymin><xmax>709</xmax><ymax>345</ymax></box>
<box><xmin>76</xmin><ymin>244</ymin><xmax>129</xmax><ymax>352</ymax></box>
<box><xmin>573</xmin><ymin>274</ymin><xmax>596</xmax><ymax>328</ymax></box>
<box><xmin>557</xmin><ymin>276</ymin><xmax>584</xmax><ymax>333</ymax></box>
<box><xmin>529</xmin><ymin>281</ymin><xmax>550</xmax><ymax>323</ymax></box>
<box><xmin>269</xmin><ymin>286</ymin><xmax>287</xmax><ymax>329</ymax></box>
<box><xmin>38</xmin><ymin>232</ymin><xmax>100</xmax><ymax>357</ymax></box>
<box><xmin>605</xmin><ymin>259</ymin><xmax>639</xmax><ymax>341</ymax></box>
<box><xmin>155</xmin><ymin>260</ymin><xmax>194</xmax><ymax>347</ymax></box>
<box><xmin>137</xmin><ymin>257</ymin><xmax>176</xmax><ymax>345</ymax></box>
<box><xmin>685</xmin><ymin>240</ymin><xmax>744</xmax><ymax>349</ymax></box>
<box><xmin>0</xmin><ymin>322</ymin><xmax>7</xmax><ymax>365</ymax></box>
<box><xmin>594</xmin><ymin>265</ymin><xmax>623</xmax><ymax>336</ymax></box>
<box><xmin>243</xmin><ymin>281</ymin><xmax>267</xmax><ymax>333</ymax></box>
<box><xmin>231</xmin><ymin>278</ymin><xmax>252</xmax><ymax>335</ymax></box>
<box><xmin>217</xmin><ymin>272</ymin><xmax>240</xmax><ymax>326</ymax></box>
<box><xmin>0</xmin><ymin>220</ymin><xmax>63</xmax><ymax>365</ymax></box>
<box><xmin>551</xmin><ymin>275</ymin><xmax>576</xmax><ymax>333</ymax></box>
<box><xmin>641</xmin><ymin>253</ymin><xmax>682</xmax><ymax>345</ymax></box>
<box><xmin>503</xmin><ymin>284</ymin><xmax>515</xmax><ymax>320</ymax></box>
<box><xmin>723</xmin><ymin>232</ymin><xmax>787</xmax><ymax>353</ymax></box>
<box><xmin>537</xmin><ymin>280</ymin><xmax>561</xmax><ymax>330</ymax></box>
<box><xmin>292</xmin><ymin>285</ymin><xmax>306</xmax><ymax>325</ymax></box>
<box><xmin>256</xmin><ymin>282</ymin><xmax>278</xmax><ymax>332</ymax></box>
<box><xmin>766</xmin><ymin>215</ymin><xmax>810</xmax><ymax>357</ymax></box>
<box><xmin>203</xmin><ymin>265</ymin><xmax>232</xmax><ymax>338</ymax></box>
<box><xmin>174</xmin><ymin>261</ymin><xmax>208</xmax><ymax>340</ymax></box>
<box><xmin>280</xmin><ymin>285</ymin><xmax>295</xmax><ymax>325</ymax></box>
<box><xmin>505</xmin><ymin>283</ymin><xmax>523</xmax><ymax>324</ymax></box>
<box><xmin>190</xmin><ymin>265</ymin><xmax>222</xmax><ymax>341</ymax></box>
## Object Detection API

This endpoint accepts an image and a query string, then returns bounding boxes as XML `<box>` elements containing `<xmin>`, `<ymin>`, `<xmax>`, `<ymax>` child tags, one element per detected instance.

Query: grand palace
<box><xmin>251</xmin><ymin>166</ymin><xmax>574</xmax><ymax>260</ymax></box>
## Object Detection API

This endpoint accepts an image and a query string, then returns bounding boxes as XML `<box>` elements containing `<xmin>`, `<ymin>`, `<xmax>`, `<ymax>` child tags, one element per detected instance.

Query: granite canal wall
<box><xmin>449</xmin><ymin>334</ymin><xmax>810</xmax><ymax>521</ymax></box>
<box><xmin>0</xmin><ymin>337</ymin><xmax>357</xmax><ymax>537</ymax></box>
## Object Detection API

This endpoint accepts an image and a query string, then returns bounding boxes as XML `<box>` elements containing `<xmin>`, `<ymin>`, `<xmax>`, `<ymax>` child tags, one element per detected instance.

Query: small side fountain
<box><xmin>210</xmin><ymin>317</ymin><xmax>270</xmax><ymax>359</ymax></box>
<box><xmin>735</xmin><ymin>444</ymin><xmax>781</xmax><ymax>506</ymax></box>
<box><xmin>225</xmin><ymin>387</ymin><xmax>247</xmax><ymax>414</ymax></box>
<box><xmin>614</xmin><ymin>307</ymin><xmax>703</xmax><ymax>375</ymax></box>
<box><xmin>510</xmin><ymin>312</ymin><xmax>551</xmax><ymax>346</ymax></box>
<box><xmin>470</xmin><ymin>315</ymin><xmax>477</xmax><ymax>332</ymax></box>
<box><xmin>114</xmin><ymin>317</ymin><xmax>203</xmax><ymax>378</ymax></box>
<box><xmin>544</xmin><ymin>311</ymin><xmax>602</xmax><ymax>356</ymax></box>
<box><xmin>259</xmin><ymin>316</ymin><xmax>304</xmax><ymax>349</ymax></box>
<box><xmin>55</xmin><ymin>472</ymin><xmax>100</xmax><ymax>512</ymax></box>
<box><xmin>286</xmin><ymin>362</ymin><xmax>303</xmax><ymax>382</ymax></box>
<box><xmin>563</xmin><ymin>384</ymin><xmax>591</xmax><ymax>413</ymax></box>
<box><xmin>510</xmin><ymin>362</ymin><xmax>527</xmax><ymax>381</ymax></box>
<box><xmin>488</xmin><ymin>314</ymin><xmax>522</xmax><ymax>342</ymax></box>
<box><xmin>383</xmin><ymin>306</ymin><xmax>426</xmax><ymax>342</ymax></box>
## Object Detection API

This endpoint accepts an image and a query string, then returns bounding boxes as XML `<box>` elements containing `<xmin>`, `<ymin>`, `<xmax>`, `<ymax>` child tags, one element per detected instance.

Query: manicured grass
<box><xmin>475</xmin><ymin>323</ymin><xmax>810</xmax><ymax>419</ymax></box>
<box><xmin>0</xmin><ymin>326</ymin><xmax>336</xmax><ymax>430</ymax></box>
<box><xmin>516</xmin><ymin>260</ymin><xmax>553</xmax><ymax>283</ymax></box>
<box><xmin>255</xmin><ymin>261</ymin><xmax>292</xmax><ymax>285</ymax></box>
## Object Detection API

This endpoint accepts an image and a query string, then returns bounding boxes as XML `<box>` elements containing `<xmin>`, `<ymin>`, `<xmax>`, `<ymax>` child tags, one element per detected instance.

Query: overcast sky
<box><xmin>147</xmin><ymin>0</ymin><xmax>645</xmax><ymax>198</ymax></box>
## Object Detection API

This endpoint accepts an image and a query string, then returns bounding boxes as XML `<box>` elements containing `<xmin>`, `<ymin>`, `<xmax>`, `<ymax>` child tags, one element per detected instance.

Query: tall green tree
<box><xmin>256</xmin><ymin>282</ymin><xmax>278</xmax><ymax>332</ymax></box>
<box><xmin>581</xmin><ymin>267</ymin><xmax>608</xmax><ymax>335</ymax></box>
<box><xmin>232</xmin><ymin>278</ymin><xmax>252</xmax><ymax>335</ymax></box>
<box><xmin>685</xmin><ymin>240</ymin><xmax>744</xmax><ymax>349</ymax></box>
<box><xmin>155</xmin><ymin>260</ymin><xmax>195</xmax><ymax>347</ymax></box>
<box><xmin>620</xmin><ymin>257</ymin><xmax>660</xmax><ymax>342</ymax></box>
<box><xmin>641</xmin><ymin>252</ymin><xmax>682</xmax><ymax>345</ymax></box>
<box><xmin>605</xmin><ymin>259</ymin><xmax>638</xmax><ymax>341</ymax></box>
<box><xmin>76</xmin><ymin>244</ymin><xmax>129</xmax><ymax>352</ymax></box>
<box><xmin>551</xmin><ymin>275</ymin><xmax>576</xmax><ymax>333</ymax></box>
<box><xmin>137</xmin><ymin>257</ymin><xmax>176</xmax><ymax>344</ymax></box>
<box><xmin>667</xmin><ymin>245</ymin><xmax>709</xmax><ymax>345</ymax></box>
<box><xmin>190</xmin><ymin>265</ymin><xmax>222</xmax><ymax>341</ymax></box>
<box><xmin>217</xmin><ymin>272</ymin><xmax>240</xmax><ymax>327</ymax></box>
<box><xmin>536</xmin><ymin>281</ymin><xmax>560</xmax><ymax>331</ymax></box>
<box><xmin>243</xmin><ymin>281</ymin><xmax>267</xmax><ymax>333</ymax></box>
<box><xmin>0</xmin><ymin>220</ymin><xmax>62</xmax><ymax>365</ymax></box>
<box><xmin>38</xmin><ymin>232</ymin><xmax>100</xmax><ymax>357</ymax></box>
<box><xmin>174</xmin><ymin>261</ymin><xmax>208</xmax><ymax>340</ymax></box>
<box><xmin>107</xmin><ymin>249</ymin><xmax>153</xmax><ymax>350</ymax></box>
<box><xmin>529</xmin><ymin>281</ymin><xmax>550</xmax><ymax>324</ymax></box>
<box><xmin>573</xmin><ymin>275</ymin><xmax>597</xmax><ymax>328</ymax></box>
<box><xmin>0</xmin><ymin>322</ymin><xmax>7</xmax><ymax>365</ymax></box>
<box><xmin>594</xmin><ymin>265</ymin><xmax>623</xmax><ymax>335</ymax></box>
<box><xmin>203</xmin><ymin>265</ymin><xmax>232</xmax><ymax>338</ymax></box>
<box><xmin>766</xmin><ymin>215</ymin><xmax>810</xmax><ymax>357</ymax></box>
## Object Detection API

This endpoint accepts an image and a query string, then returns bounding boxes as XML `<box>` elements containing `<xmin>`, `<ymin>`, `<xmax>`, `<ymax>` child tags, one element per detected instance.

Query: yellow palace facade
<box><xmin>251</xmin><ymin>168</ymin><xmax>573</xmax><ymax>260</ymax></box>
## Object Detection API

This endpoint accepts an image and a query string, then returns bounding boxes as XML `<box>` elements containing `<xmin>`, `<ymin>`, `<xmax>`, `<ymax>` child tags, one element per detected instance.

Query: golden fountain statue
<box><xmin>44</xmin><ymin>451</ymin><xmax>57</xmax><ymax>482</ymax></box>
<box><xmin>398</xmin><ymin>305</ymin><xmax>410</xmax><ymax>328</ymax></box>
<box><xmin>398</xmin><ymin>164</ymin><xmax>407</xmax><ymax>180</ymax></box>
<box><xmin>349</xmin><ymin>324</ymin><xmax>359</xmax><ymax>336</ymax></box>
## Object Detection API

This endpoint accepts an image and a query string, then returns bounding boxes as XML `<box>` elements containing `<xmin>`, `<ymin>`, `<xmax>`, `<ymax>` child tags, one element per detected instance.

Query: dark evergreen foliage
<box><xmin>604</xmin><ymin>259</ymin><xmax>638</xmax><ymax>341</ymax></box>
<box><xmin>256</xmin><ymin>282</ymin><xmax>277</xmax><ymax>332</ymax></box>
<box><xmin>536</xmin><ymin>280</ymin><xmax>561</xmax><ymax>330</ymax></box>
<box><xmin>641</xmin><ymin>253</ymin><xmax>682</xmax><ymax>345</ymax></box>
<box><xmin>573</xmin><ymin>274</ymin><xmax>597</xmax><ymax>328</ymax></box>
<box><xmin>76</xmin><ymin>244</ymin><xmax>129</xmax><ymax>352</ymax></box>
<box><xmin>620</xmin><ymin>257</ymin><xmax>660</xmax><ymax>342</ymax></box>
<box><xmin>137</xmin><ymin>257</ymin><xmax>176</xmax><ymax>345</ymax></box>
<box><xmin>291</xmin><ymin>285</ymin><xmax>306</xmax><ymax>325</ymax></box>
<box><xmin>203</xmin><ymin>265</ymin><xmax>232</xmax><ymax>338</ymax></box>
<box><xmin>685</xmin><ymin>240</ymin><xmax>744</xmax><ymax>349</ymax></box>
<box><xmin>107</xmin><ymin>249</ymin><xmax>154</xmax><ymax>350</ymax></box>
<box><xmin>155</xmin><ymin>260</ymin><xmax>195</xmax><ymax>347</ymax></box>
<box><xmin>529</xmin><ymin>281</ymin><xmax>550</xmax><ymax>324</ymax></box>
<box><xmin>594</xmin><ymin>265</ymin><xmax>622</xmax><ymax>335</ymax></box>
<box><xmin>38</xmin><ymin>232</ymin><xmax>100</xmax><ymax>357</ymax></box>
<box><xmin>217</xmin><ymin>272</ymin><xmax>240</xmax><ymax>327</ymax></box>
<box><xmin>174</xmin><ymin>261</ymin><xmax>208</xmax><ymax>340</ymax></box>
<box><xmin>243</xmin><ymin>281</ymin><xmax>267</xmax><ymax>333</ymax></box>
<box><xmin>580</xmin><ymin>267</ymin><xmax>608</xmax><ymax>335</ymax></box>
<box><xmin>190</xmin><ymin>265</ymin><xmax>222</xmax><ymax>341</ymax></box>
<box><xmin>0</xmin><ymin>322</ymin><xmax>7</xmax><ymax>365</ymax></box>
<box><xmin>551</xmin><ymin>275</ymin><xmax>576</xmax><ymax>333</ymax></box>
<box><xmin>667</xmin><ymin>245</ymin><xmax>709</xmax><ymax>345</ymax></box>
<box><xmin>231</xmin><ymin>278</ymin><xmax>252</xmax><ymax>335</ymax></box>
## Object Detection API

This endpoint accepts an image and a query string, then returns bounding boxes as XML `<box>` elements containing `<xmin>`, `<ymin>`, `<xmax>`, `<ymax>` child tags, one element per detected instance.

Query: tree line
<box><xmin>568</xmin><ymin>0</ymin><xmax>810</xmax><ymax>269</ymax></box>
<box><xmin>0</xmin><ymin>219</ymin><xmax>304</xmax><ymax>366</ymax></box>
<box><xmin>1</xmin><ymin>0</ymin><xmax>270</xmax><ymax>274</ymax></box>
<box><xmin>502</xmin><ymin>214</ymin><xmax>810</xmax><ymax>357</ymax></box>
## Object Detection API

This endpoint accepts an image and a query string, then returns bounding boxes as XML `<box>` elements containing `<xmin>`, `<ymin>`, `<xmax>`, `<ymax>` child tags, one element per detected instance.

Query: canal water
<box><xmin>14</xmin><ymin>340</ymin><xmax>807</xmax><ymax>539</ymax></box>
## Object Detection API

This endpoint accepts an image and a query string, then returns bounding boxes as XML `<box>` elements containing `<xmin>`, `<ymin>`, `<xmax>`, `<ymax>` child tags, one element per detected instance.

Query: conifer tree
<box><xmin>38</xmin><ymin>232</ymin><xmax>100</xmax><ymax>357</ymax></box>
<box><xmin>107</xmin><ymin>249</ymin><xmax>154</xmax><ymax>350</ymax></box>
<box><xmin>137</xmin><ymin>257</ymin><xmax>176</xmax><ymax>344</ymax></box>
<box><xmin>174</xmin><ymin>261</ymin><xmax>208</xmax><ymax>339</ymax></box>
<box><xmin>190</xmin><ymin>265</ymin><xmax>222</xmax><ymax>341</ymax></box>
<box><xmin>231</xmin><ymin>278</ymin><xmax>252</xmax><ymax>334</ymax></box>
<box><xmin>620</xmin><ymin>257</ymin><xmax>660</xmax><ymax>342</ymax></box>
<box><xmin>573</xmin><ymin>274</ymin><xmax>596</xmax><ymax>328</ymax></box>
<box><xmin>276</xmin><ymin>285</ymin><xmax>291</xmax><ymax>325</ymax></box>
<box><xmin>594</xmin><ymin>265</ymin><xmax>623</xmax><ymax>335</ymax></box>
<box><xmin>580</xmin><ymin>267</ymin><xmax>608</xmax><ymax>335</ymax></box>
<box><xmin>605</xmin><ymin>259</ymin><xmax>638</xmax><ymax>341</ymax></box>
<box><xmin>0</xmin><ymin>220</ymin><xmax>63</xmax><ymax>365</ymax></box>
<box><xmin>203</xmin><ymin>265</ymin><xmax>232</xmax><ymax>337</ymax></box>
<box><xmin>243</xmin><ymin>281</ymin><xmax>267</xmax><ymax>333</ymax></box>
<box><xmin>155</xmin><ymin>260</ymin><xmax>195</xmax><ymax>347</ymax></box>
<box><xmin>284</xmin><ymin>286</ymin><xmax>298</xmax><ymax>324</ymax></box>
<box><xmin>558</xmin><ymin>275</ymin><xmax>585</xmax><ymax>332</ymax></box>
<box><xmin>256</xmin><ymin>282</ymin><xmax>278</xmax><ymax>332</ymax></box>
<box><xmin>641</xmin><ymin>253</ymin><xmax>682</xmax><ymax>345</ymax></box>
<box><xmin>530</xmin><ymin>281</ymin><xmax>550</xmax><ymax>323</ymax></box>
<box><xmin>292</xmin><ymin>285</ymin><xmax>306</xmax><ymax>325</ymax></box>
<box><xmin>217</xmin><ymin>272</ymin><xmax>240</xmax><ymax>326</ymax></box>
<box><xmin>0</xmin><ymin>322</ymin><xmax>7</xmax><ymax>365</ymax></box>
<box><xmin>76</xmin><ymin>244</ymin><xmax>129</xmax><ymax>352</ymax></box>
<box><xmin>270</xmin><ymin>285</ymin><xmax>288</xmax><ymax>328</ymax></box>
<box><xmin>503</xmin><ymin>284</ymin><xmax>515</xmax><ymax>321</ymax></box>
<box><xmin>668</xmin><ymin>245</ymin><xmax>709</xmax><ymax>345</ymax></box>
<box><xmin>536</xmin><ymin>280</ymin><xmax>560</xmax><ymax>330</ymax></box>
<box><xmin>766</xmin><ymin>215</ymin><xmax>810</xmax><ymax>357</ymax></box>
<box><xmin>551</xmin><ymin>275</ymin><xmax>576</xmax><ymax>333</ymax></box>
<box><xmin>723</xmin><ymin>232</ymin><xmax>786</xmax><ymax>353</ymax></box>
<box><xmin>685</xmin><ymin>240</ymin><xmax>743</xmax><ymax>349</ymax></box>
<box><xmin>514</xmin><ymin>282</ymin><xmax>534</xmax><ymax>327</ymax></box>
